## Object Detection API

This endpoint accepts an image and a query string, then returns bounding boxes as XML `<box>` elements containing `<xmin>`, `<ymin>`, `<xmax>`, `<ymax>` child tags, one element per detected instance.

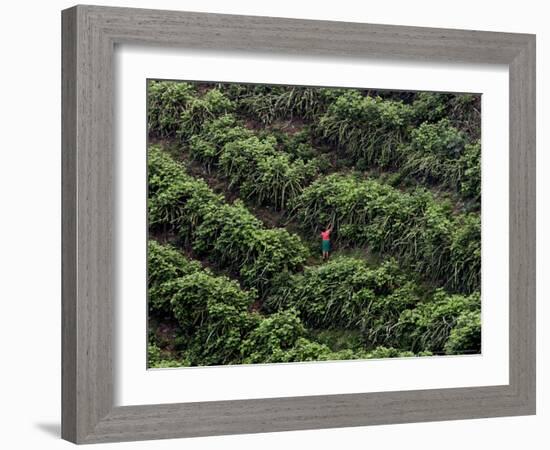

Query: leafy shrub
<box><xmin>317</xmin><ymin>90</ymin><xmax>412</xmax><ymax>167</ymax></box>
<box><xmin>147</xmin><ymin>343</ymin><xmax>192</xmax><ymax>368</ymax></box>
<box><xmin>220</xmin><ymin>135</ymin><xmax>318</xmax><ymax>209</ymax></box>
<box><xmin>189</xmin><ymin>116</ymin><xmax>319</xmax><ymax>210</ymax></box>
<box><xmin>220</xmin><ymin>135</ymin><xmax>278</xmax><ymax>187</ymax></box>
<box><xmin>444</xmin><ymin>310</ymin><xmax>481</xmax><ymax>354</ymax></box>
<box><xmin>459</xmin><ymin>141</ymin><xmax>481</xmax><ymax>202</ymax></box>
<box><xmin>148</xmin><ymin>146</ymin><xmax>222</xmax><ymax>232</ymax></box>
<box><xmin>177</xmin><ymin>89</ymin><xmax>235</xmax><ymax>141</ymax></box>
<box><xmin>268</xmin><ymin>126</ymin><xmax>328</xmax><ymax>166</ymax></box>
<box><xmin>168</xmin><ymin>271</ymin><xmax>258</xmax><ymax>365</ymax></box>
<box><xmin>147</xmin><ymin>343</ymin><xmax>162</xmax><ymax>366</ymax></box>
<box><xmin>266</xmin><ymin>257</ymin><xmax>420</xmax><ymax>337</ymax></box>
<box><xmin>147</xmin><ymin>240</ymin><xmax>202</xmax><ymax>312</ymax></box>
<box><xmin>395</xmin><ymin>290</ymin><xmax>481</xmax><ymax>353</ymax></box>
<box><xmin>146</xmin><ymin>84</ymin><xmax>483</xmax><ymax>363</ymax></box>
<box><xmin>236</xmin><ymin>86</ymin><xmax>337</xmax><ymax>124</ymax></box>
<box><xmin>147</xmin><ymin>81</ymin><xmax>196</xmax><ymax>137</ymax></box>
<box><xmin>281</xmin><ymin>338</ymin><xmax>335</xmax><ymax>362</ymax></box>
<box><xmin>191</xmin><ymin>200</ymin><xmax>308</xmax><ymax>294</ymax></box>
<box><xmin>410</xmin><ymin>92</ymin><xmax>451</xmax><ymax>124</ymax></box>
<box><xmin>400</xmin><ymin>119</ymin><xmax>467</xmax><ymax>188</ymax></box>
<box><xmin>362</xmin><ymin>346</ymin><xmax>414</xmax><ymax>359</ymax></box>
<box><xmin>188</xmin><ymin>114</ymin><xmax>254</xmax><ymax>171</ymax></box>
<box><xmin>240</xmin><ymin>309</ymin><xmax>310</xmax><ymax>363</ymax></box>
<box><xmin>411</xmin><ymin>92</ymin><xmax>481</xmax><ymax>138</ymax></box>
<box><xmin>449</xmin><ymin>214</ymin><xmax>481</xmax><ymax>293</ymax></box>
<box><xmin>359</xmin><ymin>282</ymin><xmax>426</xmax><ymax>348</ymax></box>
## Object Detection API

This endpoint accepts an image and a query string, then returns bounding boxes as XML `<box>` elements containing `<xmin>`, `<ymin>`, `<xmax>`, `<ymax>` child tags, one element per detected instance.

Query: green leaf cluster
<box><xmin>189</xmin><ymin>115</ymin><xmax>319</xmax><ymax>209</ymax></box>
<box><xmin>317</xmin><ymin>90</ymin><xmax>412</xmax><ymax>167</ymax></box>
<box><xmin>395</xmin><ymin>289</ymin><xmax>481</xmax><ymax>353</ymax></box>
<box><xmin>400</xmin><ymin>119</ymin><xmax>481</xmax><ymax>202</ymax></box>
<box><xmin>147</xmin><ymin>81</ymin><xmax>196</xmax><ymax>137</ymax></box>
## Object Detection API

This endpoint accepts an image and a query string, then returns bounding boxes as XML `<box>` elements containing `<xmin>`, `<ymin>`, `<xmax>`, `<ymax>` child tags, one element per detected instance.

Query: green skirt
<box><xmin>322</xmin><ymin>239</ymin><xmax>331</xmax><ymax>252</ymax></box>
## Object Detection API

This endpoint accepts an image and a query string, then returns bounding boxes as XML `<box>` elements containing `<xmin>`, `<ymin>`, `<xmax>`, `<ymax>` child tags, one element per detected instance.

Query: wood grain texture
<box><xmin>508</xmin><ymin>37</ymin><xmax>536</xmax><ymax>407</ymax></box>
<box><xmin>61</xmin><ymin>6</ymin><xmax>77</xmax><ymax>443</ymax></box>
<box><xmin>61</xmin><ymin>4</ymin><xmax>536</xmax><ymax>444</ymax></box>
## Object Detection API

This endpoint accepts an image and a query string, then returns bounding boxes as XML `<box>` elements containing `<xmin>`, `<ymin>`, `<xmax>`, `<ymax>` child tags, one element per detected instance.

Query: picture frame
<box><xmin>61</xmin><ymin>4</ymin><xmax>536</xmax><ymax>444</ymax></box>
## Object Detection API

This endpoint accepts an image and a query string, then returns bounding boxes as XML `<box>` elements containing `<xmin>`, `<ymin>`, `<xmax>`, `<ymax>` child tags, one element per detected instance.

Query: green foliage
<box><xmin>220</xmin><ymin>135</ymin><xmax>278</xmax><ymax>187</ymax></box>
<box><xmin>147</xmin><ymin>81</ymin><xmax>196</xmax><ymax>137</ymax></box>
<box><xmin>270</xmin><ymin>126</ymin><xmax>322</xmax><ymax>163</ymax></box>
<box><xmin>449</xmin><ymin>213</ymin><xmax>481</xmax><ymax>291</ymax></box>
<box><xmin>146</xmin><ymin>242</ymin><xmax>259</xmax><ymax>366</ymax></box>
<box><xmin>411</xmin><ymin>92</ymin><xmax>481</xmax><ymax>138</ymax></box>
<box><xmin>148</xmin><ymin>145</ymin><xmax>222</xmax><ymax>232</ymax></box>
<box><xmin>241</xmin><ymin>309</ymin><xmax>311</xmax><ymax>363</ymax></box>
<box><xmin>459</xmin><ymin>141</ymin><xmax>481</xmax><ymax>202</ymax></box>
<box><xmin>177</xmin><ymin>89</ymin><xmax>234</xmax><ymax>141</ymax></box>
<box><xmin>410</xmin><ymin>92</ymin><xmax>451</xmax><ymax>124</ymax></box>
<box><xmin>235</xmin><ymin>86</ymin><xmax>337</xmax><ymax>124</ymax></box>
<box><xmin>147</xmin><ymin>343</ymin><xmax>162</xmax><ymax>366</ymax></box>
<box><xmin>444</xmin><ymin>310</ymin><xmax>481</xmax><ymax>354</ymax></box>
<box><xmin>147</xmin><ymin>343</ymin><xmax>192</xmax><ymax>368</ymax></box>
<box><xmin>400</xmin><ymin>119</ymin><xmax>467</xmax><ymax>188</ymax></box>
<box><xmin>147</xmin><ymin>243</ymin><xmax>429</xmax><ymax>366</ymax></box>
<box><xmin>169</xmin><ymin>271</ymin><xmax>258</xmax><ymax>365</ymax></box>
<box><xmin>308</xmin><ymin>329</ymin><xmax>363</xmax><ymax>352</ymax></box>
<box><xmin>267</xmin><ymin>257</ymin><xmax>426</xmax><ymax>349</ymax></box>
<box><xmin>146</xmin><ymin>82</ymin><xmax>482</xmax><ymax>366</ymax></box>
<box><xmin>148</xmin><ymin>146</ymin><xmax>309</xmax><ymax>296</ymax></box>
<box><xmin>317</xmin><ymin>90</ymin><xmax>412</xmax><ymax>167</ymax></box>
<box><xmin>267</xmin><ymin>257</ymin><xmax>420</xmax><ymax>337</ymax></box>
<box><xmin>188</xmin><ymin>114</ymin><xmax>254</xmax><ymax>171</ymax></box>
<box><xmin>147</xmin><ymin>240</ymin><xmax>202</xmax><ymax>312</ymax></box>
<box><xmin>220</xmin><ymin>135</ymin><xmax>318</xmax><ymax>209</ymax></box>
<box><xmin>396</xmin><ymin>290</ymin><xmax>481</xmax><ymax>353</ymax></box>
<box><xmin>362</xmin><ymin>346</ymin><xmax>415</xmax><ymax>359</ymax></box>
<box><xmin>189</xmin><ymin>115</ymin><xmax>319</xmax><ymax>210</ymax></box>
<box><xmin>399</xmin><ymin>119</ymin><xmax>481</xmax><ymax>202</ymax></box>
<box><xmin>192</xmin><ymin>200</ymin><xmax>308</xmax><ymax>294</ymax></box>
<box><xmin>292</xmin><ymin>173</ymin><xmax>480</xmax><ymax>293</ymax></box>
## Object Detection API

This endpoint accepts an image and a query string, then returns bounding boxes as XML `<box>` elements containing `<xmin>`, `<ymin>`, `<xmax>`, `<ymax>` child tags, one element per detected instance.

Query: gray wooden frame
<box><xmin>61</xmin><ymin>4</ymin><xmax>536</xmax><ymax>444</ymax></box>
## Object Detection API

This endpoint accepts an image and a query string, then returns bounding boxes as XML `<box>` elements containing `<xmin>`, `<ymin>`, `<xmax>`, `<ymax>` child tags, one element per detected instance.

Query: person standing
<box><xmin>320</xmin><ymin>224</ymin><xmax>333</xmax><ymax>261</ymax></box>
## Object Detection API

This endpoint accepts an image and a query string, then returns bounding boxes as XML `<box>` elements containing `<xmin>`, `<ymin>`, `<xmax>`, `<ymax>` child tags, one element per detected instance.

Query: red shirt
<box><xmin>320</xmin><ymin>230</ymin><xmax>331</xmax><ymax>240</ymax></box>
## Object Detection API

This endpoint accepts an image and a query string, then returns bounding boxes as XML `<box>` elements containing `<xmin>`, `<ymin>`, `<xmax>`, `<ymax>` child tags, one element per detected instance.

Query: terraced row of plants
<box><xmin>266</xmin><ymin>256</ymin><xmax>481</xmax><ymax>355</ymax></box>
<box><xmin>218</xmin><ymin>84</ymin><xmax>482</xmax><ymax>205</ymax></box>
<box><xmin>149</xmin><ymin>239</ymin><xmax>481</xmax><ymax>368</ymax></box>
<box><xmin>148</xmin><ymin>146</ymin><xmax>480</xmax><ymax>366</ymax></box>
<box><xmin>147</xmin><ymin>80</ymin><xmax>482</xmax><ymax>365</ymax></box>
<box><xmin>148</xmin><ymin>145</ymin><xmax>308</xmax><ymax>297</ymax></box>
<box><xmin>148</xmin><ymin>238</ymin><xmax>427</xmax><ymax>366</ymax></box>
<box><xmin>292</xmin><ymin>174</ymin><xmax>480</xmax><ymax>293</ymax></box>
<box><xmin>189</xmin><ymin>114</ymin><xmax>320</xmax><ymax>210</ymax></box>
<box><xmin>149</xmin><ymin>81</ymin><xmax>481</xmax><ymax>208</ymax></box>
<box><xmin>149</xmin><ymin>237</ymin><xmax>480</xmax><ymax>367</ymax></box>
<box><xmin>149</xmin><ymin>84</ymin><xmax>480</xmax><ymax>293</ymax></box>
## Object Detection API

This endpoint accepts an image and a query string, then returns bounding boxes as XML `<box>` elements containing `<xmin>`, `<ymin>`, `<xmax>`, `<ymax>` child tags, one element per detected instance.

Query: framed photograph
<box><xmin>61</xmin><ymin>5</ymin><xmax>536</xmax><ymax>444</ymax></box>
